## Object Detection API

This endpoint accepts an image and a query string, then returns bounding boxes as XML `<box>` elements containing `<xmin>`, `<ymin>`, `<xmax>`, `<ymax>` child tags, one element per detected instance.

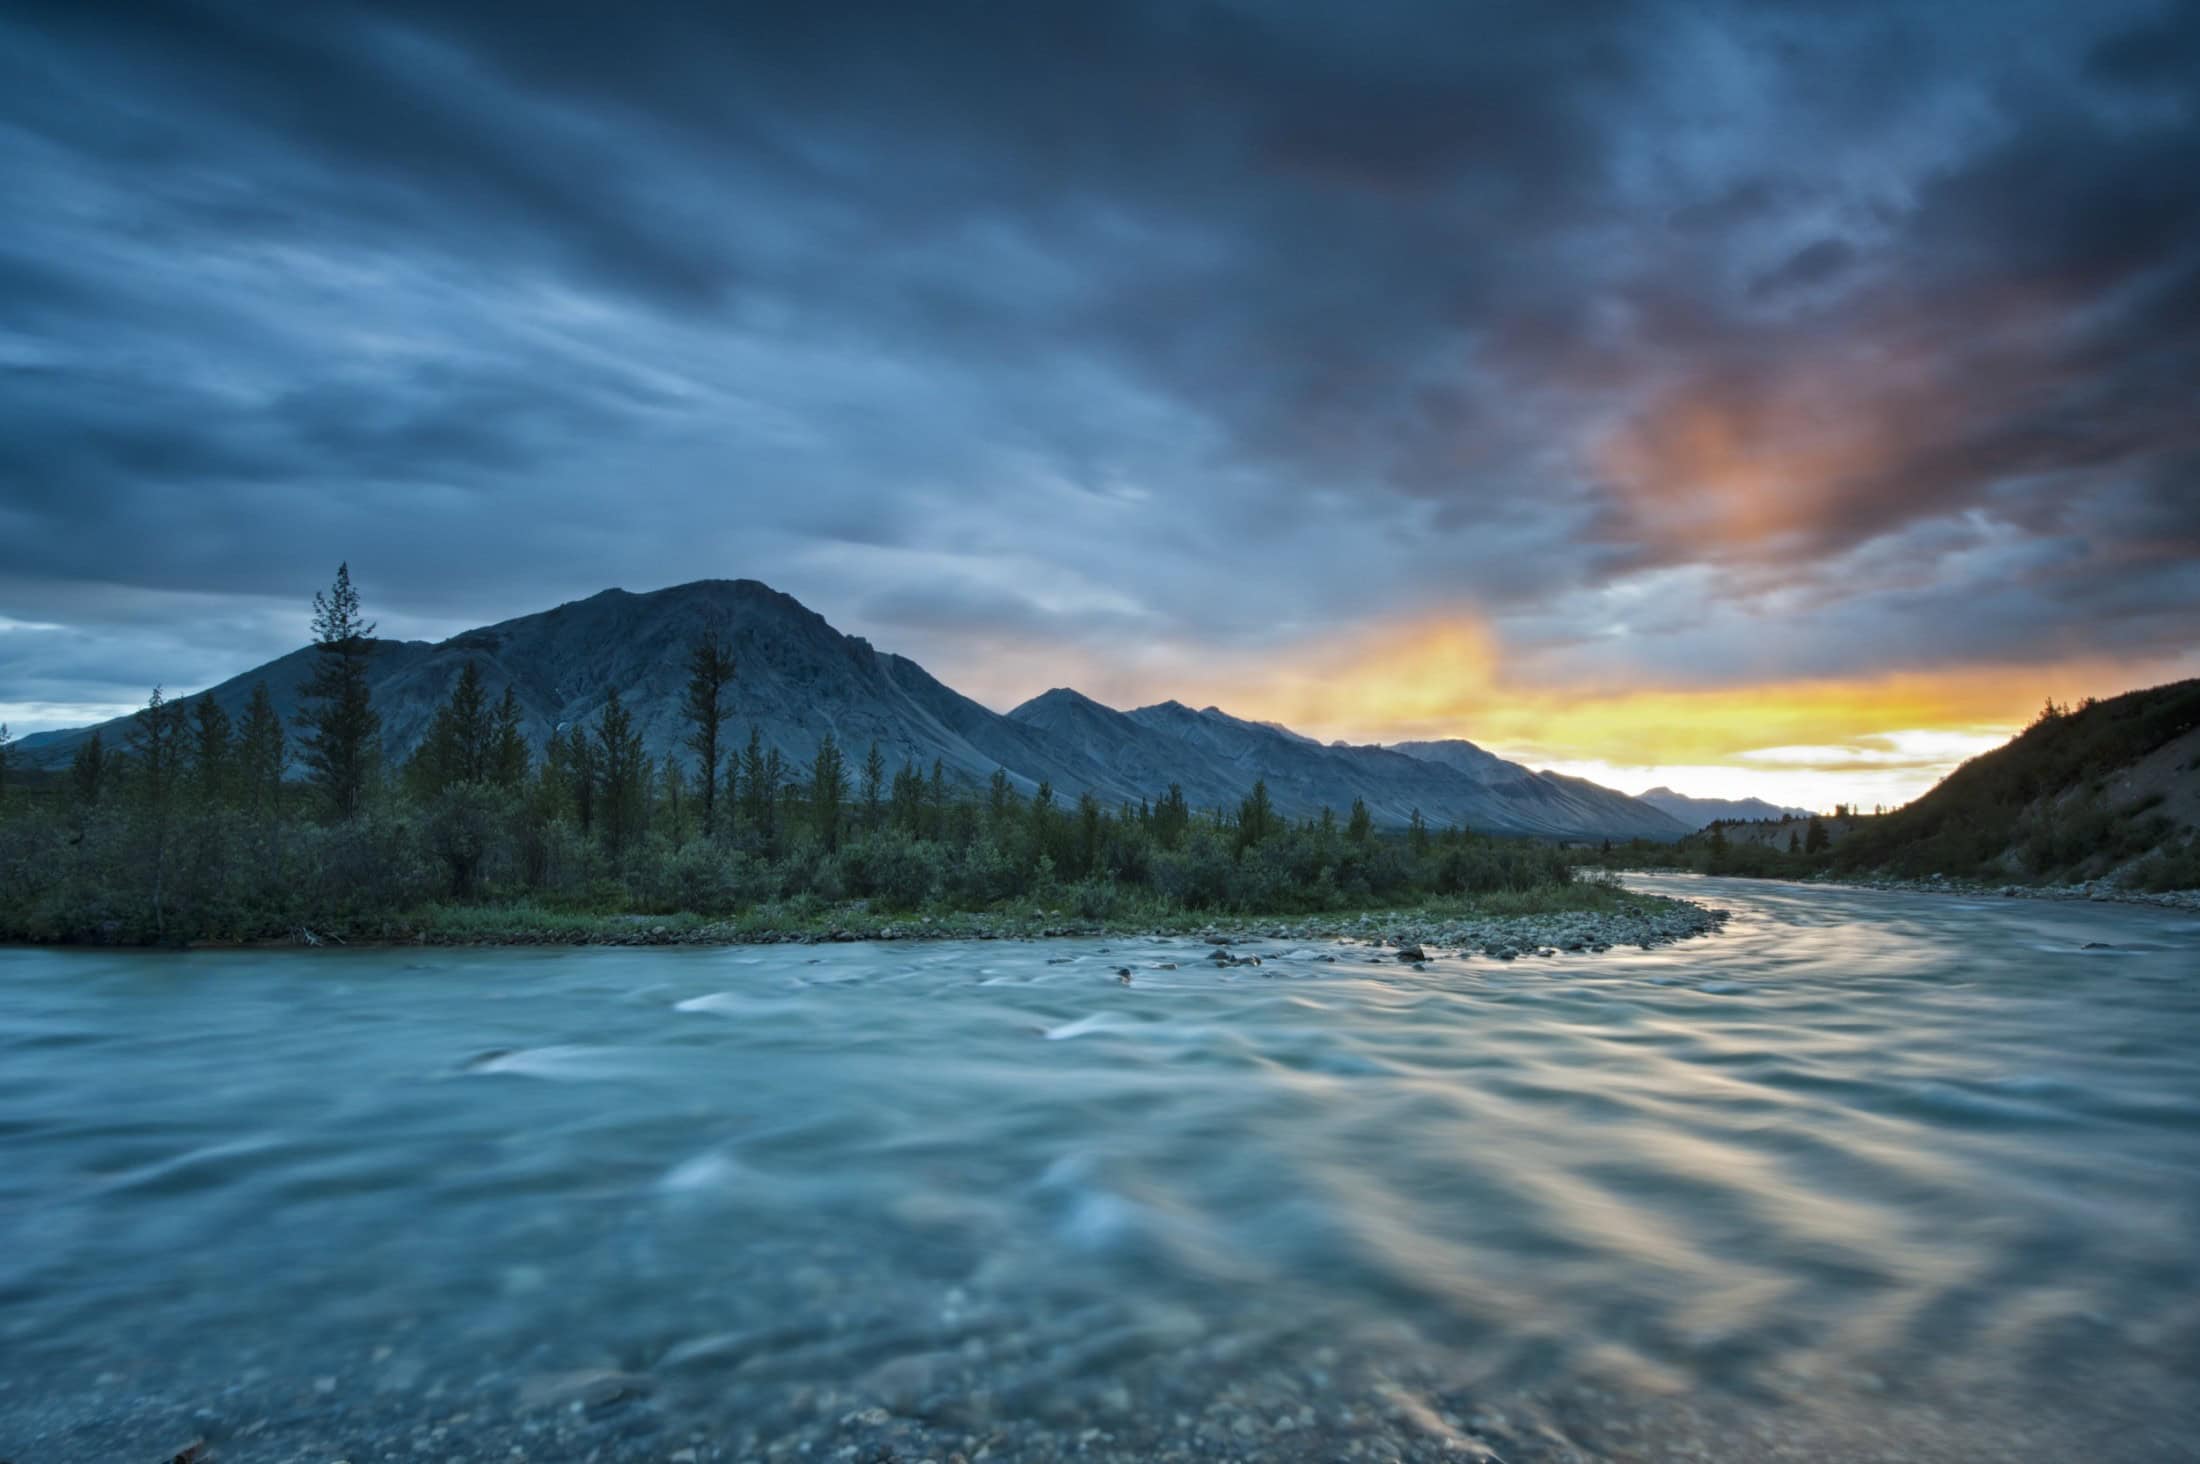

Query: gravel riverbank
<box><xmin>336</xmin><ymin>891</ymin><xmax>1731</xmax><ymax>957</ymax></box>
<box><xmin>1798</xmin><ymin>872</ymin><xmax>2200</xmax><ymax>912</ymax></box>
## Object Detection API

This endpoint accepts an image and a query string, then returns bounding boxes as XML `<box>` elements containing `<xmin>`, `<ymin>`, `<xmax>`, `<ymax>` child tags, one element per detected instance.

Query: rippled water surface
<box><xmin>4</xmin><ymin>878</ymin><xmax>2198</xmax><ymax>1461</ymax></box>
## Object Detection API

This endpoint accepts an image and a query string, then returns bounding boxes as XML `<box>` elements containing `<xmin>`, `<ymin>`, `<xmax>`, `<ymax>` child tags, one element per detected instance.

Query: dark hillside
<box><xmin>1832</xmin><ymin>680</ymin><xmax>2200</xmax><ymax>887</ymax></box>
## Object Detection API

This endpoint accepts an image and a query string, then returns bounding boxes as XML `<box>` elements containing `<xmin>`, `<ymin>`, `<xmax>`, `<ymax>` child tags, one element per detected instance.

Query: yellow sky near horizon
<box><xmin>952</xmin><ymin>616</ymin><xmax>2200</xmax><ymax>814</ymax></box>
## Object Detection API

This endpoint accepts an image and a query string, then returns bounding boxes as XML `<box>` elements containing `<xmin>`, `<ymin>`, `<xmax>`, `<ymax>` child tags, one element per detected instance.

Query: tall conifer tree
<box><xmin>810</xmin><ymin>733</ymin><xmax>847</xmax><ymax>849</ymax></box>
<box><xmin>682</xmin><ymin>631</ymin><xmax>736</xmax><ymax>837</ymax></box>
<box><xmin>190</xmin><ymin>696</ymin><xmax>233</xmax><ymax>806</ymax></box>
<box><xmin>238</xmin><ymin>682</ymin><xmax>286</xmax><ymax>820</ymax></box>
<box><xmin>296</xmin><ymin>563</ymin><xmax>379</xmax><ymax>819</ymax></box>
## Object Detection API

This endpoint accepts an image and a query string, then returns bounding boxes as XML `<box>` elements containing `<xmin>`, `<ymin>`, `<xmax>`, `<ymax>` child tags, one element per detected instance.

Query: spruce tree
<box><xmin>810</xmin><ymin>732</ymin><xmax>847</xmax><ymax>850</ymax></box>
<box><xmin>860</xmin><ymin>741</ymin><xmax>885</xmax><ymax>828</ymax></box>
<box><xmin>1407</xmin><ymin>807</ymin><xmax>1430</xmax><ymax>858</ymax></box>
<box><xmin>296</xmin><ymin>563</ymin><xmax>380</xmax><ymax>819</ymax></box>
<box><xmin>1076</xmin><ymin>790</ymin><xmax>1102</xmax><ymax>876</ymax></box>
<box><xmin>594</xmin><ymin>689</ymin><xmax>645</xmax><ymax>853</ymax></box>
<box><xmin>490</xmin><ymin>687</ymin><xmax>530</xmax><ymax>789</ymax></box>
<box><xmin>128</xmin><ymin>686</ymin><xmax>187</xmax><ymax>814</ymax></box>
<box><xmin>237</xmin><ymin>682</ymin><xmax>286</xmax><ymax>820</ymax></box>
<box><xmin>1028</xmin><ymin>780</ymin><xmax>1055</xmax><ymax>858</ymax></box>
<box><xmin>190</xmin><ymin>695</ymin><xmax>233</xmax><ymax>807</ymax></box>
<box><xmin>128</xmin><ymin>687</ymin><xmax>189</xmax><ymax>937</ymax></box>
<box><xmin>739</xmin><ymin>726</ymin><xmax>769</xmax><ymax>835</ymax></box>
<box><xmin>71</xmin><ymin>730</ymin><xmax>107</xmax><ymax>807</ymax></box>
<box><xmin>890</xmin><ymin>760</ymin><xmax>923</xmax><ymax>834</ymax></box>
<box><xmin>761</xmin><ymin>746</ymin><xmax>786</xmax><ymax>846</ymax></box>
<box><xmin>411</xmin><ymin>661</ymin><xmax>492</xmax><ymax>795</ymax></box>
<box><xmin>659</xmin><ymin>758</ymin><xmax>688</xmax><ymax>844</ymax></box>
<box><xmin>1237</xmin><ymin>778</ymin><xmax>1276</xmax><ymax>849</ymax></box>
<box><xmin>1346</xmin><ymin>797</ymin><xmax>1372</xmax><ymax>844</ymax></box>
<box><xmin>1804</xmin><ymin>816</ymin><xmax>1829</xmax><ymax>854</ymax></box>
<box><xmin>559</xmin><ymin>725</ymin><xmax>597</xmax><ymax>834</ymax></box>
<box><xmin>682</xmin><ymin>631</ymin><xmax>736</xmax><ymax>836</ymax></box>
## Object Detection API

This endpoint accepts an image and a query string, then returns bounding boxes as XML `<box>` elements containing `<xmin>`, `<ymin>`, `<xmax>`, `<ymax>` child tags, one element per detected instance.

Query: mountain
<box><xmin>1636</xmin><ymin>787</ymin><xmax>1813</xmax><ymax>829</ymax></box>
<box><xmin>15</xmin><ymin>579</ymin><xmax>1687</xmax><ymax>839</ymax></box>
<box><xmin>1004</xmin><ymin>693</ymin><xmax>1685</xmax><ymax>838</ymax></box>
<box><xmin>1831</xmin><ymin>679</ymin><xmax>2200</xmax><ymax>886</ymax></box>
<box><xmin>12</xmin><ymin>581</ymin><xmax>1104</xmax><ymax>800</ymax></box>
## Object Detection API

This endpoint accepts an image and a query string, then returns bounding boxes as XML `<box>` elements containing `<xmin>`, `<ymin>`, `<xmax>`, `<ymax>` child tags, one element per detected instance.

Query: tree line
<box><xmin>0</xmin><ymin>567</ymin><xmax>1580</xmax><ymax>942</ymax></box>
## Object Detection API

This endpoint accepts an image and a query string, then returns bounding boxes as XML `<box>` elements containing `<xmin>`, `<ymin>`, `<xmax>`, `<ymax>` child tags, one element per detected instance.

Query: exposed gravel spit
<box><xmin>394</xmin><ymin>894</ymin><xmax>1731</xmax><ymax>956</ymax></box>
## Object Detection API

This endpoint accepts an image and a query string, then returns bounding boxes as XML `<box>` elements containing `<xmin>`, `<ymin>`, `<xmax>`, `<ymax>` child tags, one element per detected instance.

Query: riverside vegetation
<box><xmin>0</xmin><ymin>567</ymin><xmax>1684</xmax><ymax>947</ymax></box>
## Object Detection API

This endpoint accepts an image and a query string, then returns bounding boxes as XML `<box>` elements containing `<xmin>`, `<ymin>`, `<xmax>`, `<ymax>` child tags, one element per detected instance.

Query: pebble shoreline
<box><xmin>369</xmin><ymin>894</ymin><xmax>1731</xmax><ymax>955</ymax></box>
<box><xmin>1816</xmin><ymin>873</ymin><xmax>2200</xmax><ymax>912</ymax></box>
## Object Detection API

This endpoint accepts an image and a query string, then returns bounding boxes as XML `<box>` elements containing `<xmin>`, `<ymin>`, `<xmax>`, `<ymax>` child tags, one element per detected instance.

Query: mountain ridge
<box><xmin>14</xmin><ymin>578</ymin><xmax>1686</xmax><ymax>839</ymax></box>
<box><xmin>1636</xmin><ymin>787</ymin><xmax>1815</xmax><ymax>829</ymax></box>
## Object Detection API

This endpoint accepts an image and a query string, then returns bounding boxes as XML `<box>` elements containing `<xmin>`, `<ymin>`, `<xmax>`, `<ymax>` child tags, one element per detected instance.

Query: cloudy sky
<box><xmin>4</xmin><ymin>0</ymin><xmax>2197</xmax><ymax>808</ymax></box>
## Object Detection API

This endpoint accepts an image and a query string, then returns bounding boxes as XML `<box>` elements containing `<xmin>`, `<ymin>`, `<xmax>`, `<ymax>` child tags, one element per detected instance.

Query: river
<box><xmin>3</xmin><ymin>877</ymin><xmax>2196</xmax><ymax>1461</ymax></box>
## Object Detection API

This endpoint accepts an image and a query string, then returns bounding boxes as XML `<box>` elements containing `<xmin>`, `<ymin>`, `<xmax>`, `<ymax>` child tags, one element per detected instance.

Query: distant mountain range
<box><xmin>1635</xmin><ymin>787</ymin><xmax>1814</xmax><ymax>829</ymax></box>
<box><xmin>13</xmin><ymin>579</ymin><xmax>1690</xmax><ymax>840</ymax></box>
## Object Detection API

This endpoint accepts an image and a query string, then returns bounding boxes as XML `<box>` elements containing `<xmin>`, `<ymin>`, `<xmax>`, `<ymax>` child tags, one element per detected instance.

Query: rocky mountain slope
<box><xmin>1829</xmin><ymin>679</ymin><xmax>2200</xmax><ymax>887</ymax></box>
<box><xmin>14</xmin><ymin>579</ymin><xmax>1687</xmax><ymax>838</ymax></box>
<box><xmin>1636</xmin><ymin>787</ymin><xmax>1814</xmax><ymax>829</ymax></box>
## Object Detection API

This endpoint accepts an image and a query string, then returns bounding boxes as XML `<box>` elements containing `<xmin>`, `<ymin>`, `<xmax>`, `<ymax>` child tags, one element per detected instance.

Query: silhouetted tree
<box><xmin>1407</xmin><ymin>807</ymin><xmax>1430</xmax><ymax>858</ymax></box>
<box><xmin>129</xmin><ymin>687</ymin><xmax>187</xmax><ymax>811</ymax></box>
<box><xmin>128</xmin><ymin>687</ymin><xmax>189</xmax><ymax>938</ymax></box>
<box><xmin>810</xmin><ymin>733</ymin><xmax>848</xmax><ymax>849</ymax></box>
<box><xmin>237</xmin><ymin>683</ymin><xmax>285</xmax><ymax>820</ymax></box>
<box><xmin>1028</xmin><ymin>779</ymin><xmax>1056</xmax><ymax>857</ymax></box>
<box><xmin>553</xmin><ymin>725</ymin><xmax>597</xmax><ymax>834</ymax></box>
<box><xmin>1076</xmin><ymin>790</ymin><xmax>1103</xmax><ymax>875</ymax></box>
<box><xmin>762</xmin><ymin>747</ymin><xmax>787</xmax><ymax>847</ymax></box>
<box><xmin>410</xmin><ymin>661</ymin><xmax>492</xmax><ymax>796</ymax></box>
<box><xmin>682</xmin><ymin>631</ymin><xmax>736</xmax><ymax>837</ymax></box>
<box><xmin>296</xmin><ymin>563</ymin><xmax>380</xmax><ymax>819</ymax></box>
<box><xmin>1347</xmin><ymin>797</ymin><xmax>1372</xmax><ymax>844</ymax></box>
<box><xmin>1804</xmin><ymin>816</ymin><xmax>1830</xmax><ymax>854</ymax></box>
<box><xmin>188</xmin><ymin>696</ymin><xmax>232</xmax><ymax>807</ymax></box>
<box><xmin>1237</xmin><ymin>778</ymin><xmax>1277</xmax><ymax>850</ymax></box>
<box><xmin>860</xmin><ymin>741</ymin><xmax>885</xmax><ymax>828</ymax></box>
<box><xmin>738</xmin><ymin>726</ymin><xmax>771</xmax><ymax>838</ymax></box>
<box><xmin>70</xmin><ymin>730</ymin><xmax>108</xmax><ymax>807</ymax></box>
<box><xmin>490</xmin><ymin>687</ymin><xmax>530</xmax><ymax>790</ymax></box>
<box><xmin>594</xmin><ymin>689</ymin><xmax>647</xmax><ymax>853</ymax></box>
<box><xmin>1153</xmin><ymin>782</ymin><xmax>1190</xmax><ymax>849</ymax></box>
<box><xmin>659</xmin><ymin>758</ymin><xmax>689</xmax><ymax>845</ymax></box>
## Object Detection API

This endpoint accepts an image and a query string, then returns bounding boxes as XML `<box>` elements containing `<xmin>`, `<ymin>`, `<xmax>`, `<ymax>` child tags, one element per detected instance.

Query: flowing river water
<box><xmin>3</xmin><ymin>877</ymin><xmax>2197</xmax><ymax>1462</ymax></box>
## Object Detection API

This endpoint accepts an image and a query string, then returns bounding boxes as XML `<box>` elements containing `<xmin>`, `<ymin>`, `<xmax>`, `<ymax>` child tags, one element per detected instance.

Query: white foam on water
<box><xmin>659</xmin><ymin>1149</ymin><xmax>745</xmax><ymax>1194</ymax></box>
<box><xmin>459</xmin><ymin>1045</ymin><xmax>638</xmax><ymax>1081</ymax></box>
<box><xmin>1042</xmin><ymin>1012</ymin><xmax>1131</xmax><ymax>1041</ymax></box>
<box><xmin>675</xmin><ymin>991</ymin><xmax>744</xmax><ymax>1013</ymax></box>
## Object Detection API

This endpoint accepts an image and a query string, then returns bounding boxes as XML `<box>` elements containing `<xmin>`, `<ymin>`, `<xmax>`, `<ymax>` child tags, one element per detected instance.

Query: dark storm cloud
<box><xmin>1</xmin><ymin>0</ymin><xmax>2196</xmax><ymax>728</ymax></box>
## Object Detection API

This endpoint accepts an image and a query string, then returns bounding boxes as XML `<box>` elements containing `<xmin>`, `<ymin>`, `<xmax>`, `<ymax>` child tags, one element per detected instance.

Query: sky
<box><xmin>3</xmin><ymin>0</ymin><xmax>2197</xmax><ymax>810</ymax></box>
